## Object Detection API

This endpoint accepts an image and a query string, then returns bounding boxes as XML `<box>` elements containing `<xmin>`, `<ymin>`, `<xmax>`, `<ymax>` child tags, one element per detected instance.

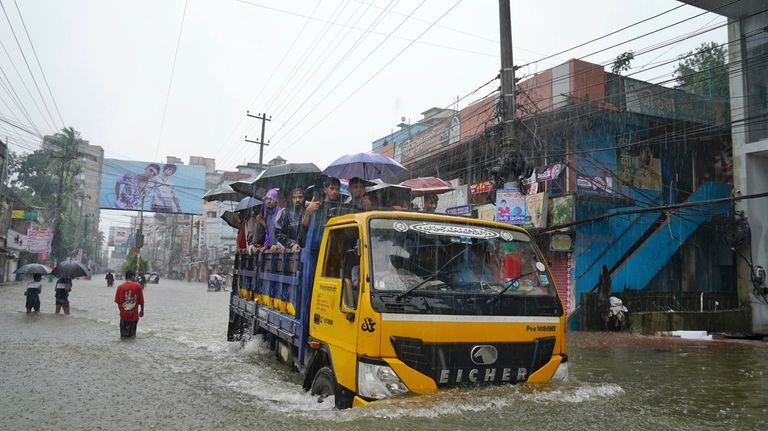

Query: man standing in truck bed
<box><xmin>115</xmin><ymin>270</ymin><xmax>145</xmax><ymax>339</ymax></box>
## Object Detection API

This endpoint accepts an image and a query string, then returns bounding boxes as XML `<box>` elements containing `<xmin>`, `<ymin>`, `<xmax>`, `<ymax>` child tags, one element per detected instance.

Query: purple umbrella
<box><xmin>323</xmin><ymin>152</ymin><xmax>408</xmax><ymax>181</ymax></box>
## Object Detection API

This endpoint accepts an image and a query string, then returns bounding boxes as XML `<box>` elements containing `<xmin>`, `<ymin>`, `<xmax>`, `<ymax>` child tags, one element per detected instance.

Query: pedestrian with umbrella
<box><xmin>53</xmin><ymin>277</ymin><xmax>72</xmax><ymax>315</ymax></box>
<box><xmin>106</xmin><ymin>271</ymin><xmax>115</xmax><ymax>287</ymax></box>
<box><xmin>14</xmin><ymin>263</ymin><xmax>50</xmax><ymax>314</ymax></box>
<box><xmin>25</xmin><ymin>273</ymin><xmax>44</xmax><ymax>313</ymax></box>
<box><xmin>52</xmin><ymin>260</ymin><xmax>90</xmax><ymax>315</ymax></box>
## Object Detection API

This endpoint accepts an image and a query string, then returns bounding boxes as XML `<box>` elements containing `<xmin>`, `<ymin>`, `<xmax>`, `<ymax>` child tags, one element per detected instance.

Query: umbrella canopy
<box><xmin>52</xmin><ymin>260</ymin><xmax>91</xmax><ymax>279</ymax></box>
<box><xmin>230</xmin><ymin>176</ymin><xmax>259</xmax><ymax>196</ymax></box>
<box><xmin>220</xmin><ymin>210</ymin><xmax>241</xmax><ymax>229</ymax></box>
<box><xmin>235</xmin><ymin>196</ymin><xmax>262</xmax><ymax>212</ymax></box>
<box><xmin>323</xmin><ymin>152</ymin><xmax>407</xmax><ymax>181</ymax></box>
<box><xmin>400</xmin><ymin>176</ymin><xmax>454</xmax><ymax>197</ymax></box>
<box><xmin>106</xmin><ymin>268</ymin><xmax>117</xmax><ymax>273</ymax></box>
<box><xmin>251</xmin><ymin>163</ymin><xmax>321</xmax><ymax>198</ymax></box>
<box><xmin>14</xmin><ymin>263</ymin><xmax>50</xmax><ymax>275</ymax></box>
<box><xmin>202</xmin><ymin>183</ymin><xmax>244</xmax><ymax>202</ymax></box>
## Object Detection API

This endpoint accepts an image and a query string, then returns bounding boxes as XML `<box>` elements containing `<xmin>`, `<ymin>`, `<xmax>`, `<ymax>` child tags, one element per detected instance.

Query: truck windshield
<box><xmin>367</xmin><ymin>218</ymin><xmax>562</xmax><ymax>317</ymax></box>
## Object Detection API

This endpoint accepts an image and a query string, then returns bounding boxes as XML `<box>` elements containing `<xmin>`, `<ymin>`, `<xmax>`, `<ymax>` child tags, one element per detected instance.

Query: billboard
<box><xmin>108</xmin><ymin>226</ymin><xmax>130</xmax><ymax>246</ymax></box>
<box><xmin>98</xmin><ymin>159</ymin><xmax>205</xmax><ymax>215</ymax></box>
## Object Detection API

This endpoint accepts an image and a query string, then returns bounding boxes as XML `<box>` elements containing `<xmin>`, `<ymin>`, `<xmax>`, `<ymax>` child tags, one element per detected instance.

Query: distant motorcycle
<box><xmin>606</xmin><ymin>296</ymin><xmax>629</xmax><ymax>330</ymax></box>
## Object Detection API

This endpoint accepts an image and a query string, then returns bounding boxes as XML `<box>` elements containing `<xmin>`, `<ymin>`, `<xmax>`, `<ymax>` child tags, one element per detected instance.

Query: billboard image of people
<box><xmin>98</xmin><ymin>159</ymin><xmax>205</xmax><ymax>215</ymax></box>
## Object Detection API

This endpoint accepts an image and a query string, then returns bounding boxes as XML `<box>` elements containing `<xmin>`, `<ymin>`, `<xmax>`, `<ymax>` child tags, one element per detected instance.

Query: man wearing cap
<box><xmin>276</xmin><ymin>188</ymin><xmax>307</xmax><ymax>252</ymax></box>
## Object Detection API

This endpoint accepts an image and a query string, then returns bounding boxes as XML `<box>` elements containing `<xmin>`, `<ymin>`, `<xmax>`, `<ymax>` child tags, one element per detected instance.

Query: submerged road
<box><xmin>1</xmin><ymin>276</ymin><xmax>766</xmax><ymax>430</ymax></box>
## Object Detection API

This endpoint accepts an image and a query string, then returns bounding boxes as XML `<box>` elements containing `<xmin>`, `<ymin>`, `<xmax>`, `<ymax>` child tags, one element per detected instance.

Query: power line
<box><xmin>0</xmin><ymin>0</ymin><xmax>59</xmax><ymax>129</ymax></box>
<box><xmin>155</xmin><ymin>0</ymin><xmax>189</xmax><ymax>160</ymax></box>
<box><xmin>11</xmin><ymin>0</ymin><xmax>65</xmax><ymax>127</ymax></box>
<box><xmin>267</xmin><ymin>0</ymin><xmax>460</xmax><ymax>158</ymax></box>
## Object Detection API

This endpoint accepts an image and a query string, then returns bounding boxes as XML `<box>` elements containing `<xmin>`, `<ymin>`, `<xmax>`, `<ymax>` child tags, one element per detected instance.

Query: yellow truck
<box><xmin>228</xmin><ymin>210</ymin><xmax>568</xmax><ymax>408</ymax></box>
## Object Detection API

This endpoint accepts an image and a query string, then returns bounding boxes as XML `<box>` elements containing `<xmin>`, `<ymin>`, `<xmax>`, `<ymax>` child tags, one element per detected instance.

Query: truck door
<box><xmin>312</xmin><ymin>226</ymin><xmax>361</xmax><ymax>389</ymax></box>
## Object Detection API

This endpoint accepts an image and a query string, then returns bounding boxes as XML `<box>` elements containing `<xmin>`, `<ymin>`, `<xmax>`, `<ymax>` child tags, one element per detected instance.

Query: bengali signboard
<box><xmin>576</xmin><ymin>175</ymin><xmax>614</xmax><ymax>194</ymax></box>
<box><xmin>27</xmin><ymin>228</ymin><xmax>52</xmax><ymax>254</ymax></box>
<box><xmin>496</xmin><ymin>188</ymin><xmax>528</xmax><ymax>225</ymax></box>
<box><xmin>98</xmin><ymin>159</ymin><xmax>205</xmax><ymax>215</ymax></box>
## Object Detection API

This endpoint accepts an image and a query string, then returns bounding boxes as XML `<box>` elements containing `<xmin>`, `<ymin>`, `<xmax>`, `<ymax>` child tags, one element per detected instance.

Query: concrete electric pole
<box><xmin>245</xmin><ymin>111</ymin><xmax>271</xmax><ymax>165</ymax></box>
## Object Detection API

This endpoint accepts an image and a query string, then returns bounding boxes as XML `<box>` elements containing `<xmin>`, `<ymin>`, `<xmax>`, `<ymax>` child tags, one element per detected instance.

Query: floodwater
<box><xmin>1</xmin><ymin>277</ymin><xmax>766</xmax><ymax>431</ymax></box>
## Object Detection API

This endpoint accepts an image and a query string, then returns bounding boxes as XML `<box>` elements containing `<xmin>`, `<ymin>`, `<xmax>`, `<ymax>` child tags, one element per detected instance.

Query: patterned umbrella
<box><xmin>400</xmin><ymin>177</ymin><xmax>454</xmax><ymax>197</ymax></box>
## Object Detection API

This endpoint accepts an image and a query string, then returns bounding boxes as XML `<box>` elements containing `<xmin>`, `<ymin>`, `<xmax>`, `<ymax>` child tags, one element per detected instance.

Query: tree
<box><xmin>9</xmin><ymin>127</ymin><xmax>85</xmax><ymax>262</ymax></box>
<box><xmin>122</xmin><ymin>253</ymin><xmax>148</xmax><ymax>275</ymax></box>
<box><xmin>674</xmin><ymin>42</ymin><xmax>729</xmax><ymax>99</ymax></box>
<box><xmin>611</xmin><ymin>51</ymin><xmax>634</xmax><ymax>75</ymax></box>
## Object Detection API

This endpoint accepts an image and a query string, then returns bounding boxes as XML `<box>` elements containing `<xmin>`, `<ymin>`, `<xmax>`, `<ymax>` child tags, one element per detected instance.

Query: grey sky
<box><xmin>0</xmin><ymin>0</ymin><xmax>725</xmax><ymax>232</ymax></box>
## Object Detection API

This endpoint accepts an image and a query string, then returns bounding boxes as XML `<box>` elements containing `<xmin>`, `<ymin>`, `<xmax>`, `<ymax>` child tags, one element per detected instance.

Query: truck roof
<box><xmin>323</xmin><ymin>210</ymin><xmax>532</xmax><ymax>234</ymax></box>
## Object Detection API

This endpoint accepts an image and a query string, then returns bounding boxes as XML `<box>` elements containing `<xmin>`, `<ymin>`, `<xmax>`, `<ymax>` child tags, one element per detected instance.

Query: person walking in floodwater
<box><xmin>54</xmin><ymin>277</ymin><xmax>72</xmax><ymax>315</ymax></box>
<box><xmin>24</xmin><ymin>274</ymin><xmax>43</xmax><ymax>313</ymax></box>
<box><xmin>105</xmin><ymin>272</ymin><xmax>115</xmax><ymax>287</ymax></box>
<box><xmin>114</xmin><ymin>270</ymin><xmax>144</xmax><ymax>339</ymax></box>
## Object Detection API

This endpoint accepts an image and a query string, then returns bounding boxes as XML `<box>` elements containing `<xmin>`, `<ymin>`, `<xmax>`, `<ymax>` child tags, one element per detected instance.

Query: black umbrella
<box><xmin>202</xmin><ymin>183</ymin><xmax>244</xmax><ymax>202</ymax></box>
<box><xmin>52</xmin><ymin>260</ymin><xmax>91</xmax><ymax>279</ymax></box>
<box><xmin>14</xmin><ymin>263</ymin><xmax>50</xmax><ymax>275</ymax></box>
<box><xmin>106</xmin><ymin>268</ymin><xmax>117</xmax><ymax>273</ymax></box>
<box><xmin>221</xmin><ymin>210</ymin><xmax>241</xmax><ymax>229</ymax></box>
<box><xmin>230</xmin><ymin>176</ymin><xmax>259</xmax><ymax>196</ymax></box>
<box><xmin>251</xmin><ymin>163</ymin><xmax>322</xmax><ymax>198</ymax></box>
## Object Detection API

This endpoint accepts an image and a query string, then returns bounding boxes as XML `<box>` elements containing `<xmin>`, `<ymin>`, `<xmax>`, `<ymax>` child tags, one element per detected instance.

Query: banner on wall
<box><xmin>6</xmin><ymin>228</ymin><xmax>27</xmax><ymax>251</ymax></box>
<box><xmin>525</xmin><ymin>192</ymin><xmax>548</xmax><ymax>229</ymax></box>
<box><xmin>496</xmin><ymin>188</ymin><xmax>528</xmax><ymax>225</ymax></box>
<box><xmin>27</xmin><ymin>228</ymin><xmax>52</xmax><ymax>254</ymax></box>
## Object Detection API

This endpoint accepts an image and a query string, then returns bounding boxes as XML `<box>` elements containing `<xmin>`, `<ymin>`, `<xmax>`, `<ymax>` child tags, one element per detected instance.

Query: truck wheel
<box><xmin>310</xmin><ymin>367</ymin><xmax>335</xmax><ymax>401</ymax></box>
<box><xmin>311</xmin><ymin>367</ymin><xmax>353</xmax><ymax>409</ymax></box>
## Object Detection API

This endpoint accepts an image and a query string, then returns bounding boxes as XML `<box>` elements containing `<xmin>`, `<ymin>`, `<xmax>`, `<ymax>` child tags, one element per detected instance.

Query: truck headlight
<box><xmin>357</xmin><ymin>360</ymin><xmax>409</xmax><ymax>399</ymax></box>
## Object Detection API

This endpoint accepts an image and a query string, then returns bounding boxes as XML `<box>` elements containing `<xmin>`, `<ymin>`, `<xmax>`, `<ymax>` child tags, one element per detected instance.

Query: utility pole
<box><xmin>498</xmin><ymin>0</ymin><xmax>516</xmax><ymax>151</ymax></box>
<box><xmin>245</xmin><ymin>111</ymin><xmax>271</xmax><ymax>165</ymax></box>
<box><xmin>51</xmin><ymin>140</ymin><xmax>77</xmax><ymax>263</ymax></box>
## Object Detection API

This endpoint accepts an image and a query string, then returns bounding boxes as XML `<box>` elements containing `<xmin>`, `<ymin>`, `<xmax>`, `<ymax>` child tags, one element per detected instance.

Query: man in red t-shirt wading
<box><xmin>114</xmin><ymin>270</ymin><xmax>145</xmax><ymax>339</ymax></box>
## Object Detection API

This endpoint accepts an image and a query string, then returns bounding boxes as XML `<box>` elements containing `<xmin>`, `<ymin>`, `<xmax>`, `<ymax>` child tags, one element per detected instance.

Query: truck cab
<box><xmin>303</xmin><ymin>211</ymin><xmax>567</xmax><ymax>408</ymax></box>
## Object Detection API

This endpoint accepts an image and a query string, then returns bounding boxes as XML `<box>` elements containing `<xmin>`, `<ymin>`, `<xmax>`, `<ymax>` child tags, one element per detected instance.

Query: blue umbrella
<box><xmin>323</xmin><ymin>152</ymin><xmax>408</xmax><ymax>181</ymax></box>
<box><xmin>235</xmin><ymin>196</ymin><xmax>262</xmax><ymax>212</ymax></box>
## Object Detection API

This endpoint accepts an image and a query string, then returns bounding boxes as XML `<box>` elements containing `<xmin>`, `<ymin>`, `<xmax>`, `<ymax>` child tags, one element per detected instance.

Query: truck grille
<box><xmin>390</xmin><ymin>336</ymin><xmax>555</xmax><ymax>387</ymax></box>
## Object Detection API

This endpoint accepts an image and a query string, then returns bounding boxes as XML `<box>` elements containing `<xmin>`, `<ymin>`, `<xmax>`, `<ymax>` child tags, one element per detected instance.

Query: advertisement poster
<box><xmin>547</xmin><ymin>195</ymin><xmax>575</xmax><ymax>227</ymax></box>
<box><xmin>525</xmin><ymin>192</ymin><xmax>548</xmax><ymax>229</ymax></box>
<box><xmin>496</xmin><ymin>188</ymin><xmax>527</xmax><ymax>225</ymax></box>
<box><xmin>99</xmin><ymin>158</ymin><xmax>205</xmax><ymax>214</ymax></box>
<box><xmin>27</xmin><ymin>228</ymin><xmax>52</xmax><ymax>253</ymax></box>
<box><xmin>6</xmin><ymin>228</ymin><xmax>27</xmax><ymax>251</ymax></box>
